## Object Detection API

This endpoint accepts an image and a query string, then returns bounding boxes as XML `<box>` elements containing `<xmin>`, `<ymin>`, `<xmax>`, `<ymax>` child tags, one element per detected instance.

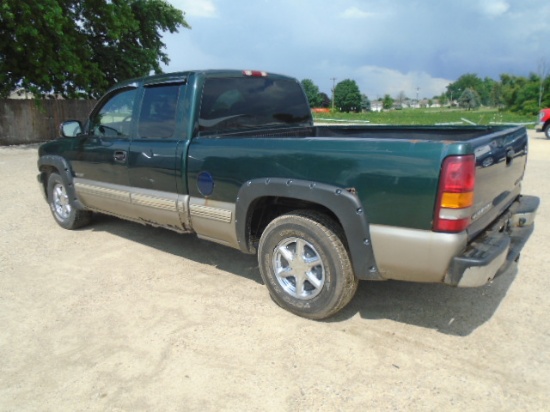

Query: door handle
<box><xmin>114</xmin><ymin>150</ymin><xmax>127</xmax><ymax>163</ymax></box>
<box><xmin>506</xmin><ymin>148</ymin><xmax>515</xmax><ymax>166</ymax></box>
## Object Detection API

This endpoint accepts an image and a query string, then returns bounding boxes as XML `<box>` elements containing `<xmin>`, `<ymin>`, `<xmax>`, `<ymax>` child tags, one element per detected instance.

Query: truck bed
<box><xmin>193</xmin><ymin>124</ymin><xmax>528</xmax><ymax>238</ymax></box>
<box><xmin>210</xmin><ymin>124</ymin><xmax>516</xmax><ymax>141</ymax></box>
<box><xmin>314</xmin><ymin>125</ymin><xmax>501</xmax><ymax>141</ymax></box>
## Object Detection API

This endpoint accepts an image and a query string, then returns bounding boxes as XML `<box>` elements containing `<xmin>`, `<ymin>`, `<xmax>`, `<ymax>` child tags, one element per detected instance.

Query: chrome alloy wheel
<box><xmin>272</xmin><ymin>237</ymin><xmax>325</xmax><ymax>300</ymax></box>
<box><xmin>52</xmin><ymin>182</ymin><xmax>71</xmax><ymax>220</ymax></box>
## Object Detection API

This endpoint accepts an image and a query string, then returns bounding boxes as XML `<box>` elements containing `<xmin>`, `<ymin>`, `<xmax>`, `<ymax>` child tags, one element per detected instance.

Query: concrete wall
<box><xmin>0</xmin><ymin>99</ymin><xmax>96</xmax><ymax>145</ymax></box>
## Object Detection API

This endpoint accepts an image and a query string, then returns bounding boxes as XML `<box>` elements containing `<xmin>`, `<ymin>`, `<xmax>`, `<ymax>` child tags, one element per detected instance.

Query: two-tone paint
<box><xmin>37</xmin><ymin>70</ymin><xmax>538</xmax><ymax>287</ymax></box>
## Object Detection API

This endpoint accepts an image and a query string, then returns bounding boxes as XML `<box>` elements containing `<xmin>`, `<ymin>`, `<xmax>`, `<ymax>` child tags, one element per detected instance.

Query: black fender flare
<box><xmin>235</xmin><ymin>178</ymin><xmax>381</xmax><ymax>280</ymax></box>
<box><xmin>37</xmin><ymin>155</ymin><xmax>87</xmax><ymax>210</ymax></box>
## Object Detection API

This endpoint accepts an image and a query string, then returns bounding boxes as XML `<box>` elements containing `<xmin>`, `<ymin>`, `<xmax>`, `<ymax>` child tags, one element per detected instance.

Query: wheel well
<box><xmin>38</xmin><ymin>165</ymin><xmax>58</xmax><ymax>196</ymax></box>
<box><xmin>246</xmin><ymin>196</ymin><xmax>342</xmax><ymax>251</ymax></box>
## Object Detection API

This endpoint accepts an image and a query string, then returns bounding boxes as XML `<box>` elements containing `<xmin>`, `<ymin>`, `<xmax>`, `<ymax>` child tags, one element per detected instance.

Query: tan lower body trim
<box><xmin>189</xmin><ymin>197</ymin><xmax>238</xmax><ymax>249</ymax></box>
<box><xmin>370</xmin><ymin>224</ymin><xmax>467</xmax><ymax>283</ymax></box>
<box><xmin>74</xmin><ymin>178</ymin><xmax>191</xmax><ymax>233</ymax></box>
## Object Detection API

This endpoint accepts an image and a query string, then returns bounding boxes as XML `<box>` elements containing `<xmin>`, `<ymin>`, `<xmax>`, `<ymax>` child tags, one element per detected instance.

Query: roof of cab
<box><xmin>108</xmin><ymin>69</ymin><xmax>295</xmax><ymax>92</ymax></box>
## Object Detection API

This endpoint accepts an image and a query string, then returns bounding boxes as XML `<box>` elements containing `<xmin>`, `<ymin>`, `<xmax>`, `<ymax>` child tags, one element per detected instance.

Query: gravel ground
<box><xmin>0</xmin><ymin>130</ymin><xmax>549</xmax><ymax>411</ymax></box>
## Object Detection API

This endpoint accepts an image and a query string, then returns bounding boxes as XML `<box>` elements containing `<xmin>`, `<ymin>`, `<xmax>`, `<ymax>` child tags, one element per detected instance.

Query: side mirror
<box><xmin>60</xmin><ymin>120</ymin><xmax>83</xmax><ymax>138</ymax></box>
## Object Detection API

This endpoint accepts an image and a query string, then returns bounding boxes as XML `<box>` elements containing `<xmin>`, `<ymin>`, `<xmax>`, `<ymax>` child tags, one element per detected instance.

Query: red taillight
<box><xmin>243</xmin><ymin>70</ymin><xmax>268</xmax><ymax>77</ymax></box>
<box><xmin>433</xmin><ymin>155</ymin><xmax>476</xmax><ymax>232</ymax></box>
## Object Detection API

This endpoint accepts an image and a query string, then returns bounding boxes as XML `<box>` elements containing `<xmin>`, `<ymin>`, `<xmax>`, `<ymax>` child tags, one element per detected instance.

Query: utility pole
<box><xmin>331</xmin><ymin>77</ymin><xmax>337</xmax><ymax>111</ymax></box>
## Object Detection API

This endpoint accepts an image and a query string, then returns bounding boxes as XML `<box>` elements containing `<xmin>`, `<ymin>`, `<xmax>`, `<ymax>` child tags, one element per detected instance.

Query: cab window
<box><xmin>90</xmin><ymin>88</ymin><xmax>137</xmax><ymax>137</ymax></box>
<box><xmin>198</xmin><ymin>77</ymin><xmax>312</xmax><ymax>135</ymax></box>
<box><xmin>138</xmin><ymin>85</ymin><xmax>180</xmax><ymax>139</ymax></box>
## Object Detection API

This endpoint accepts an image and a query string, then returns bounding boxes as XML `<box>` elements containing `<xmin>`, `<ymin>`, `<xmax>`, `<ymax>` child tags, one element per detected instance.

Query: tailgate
<box><xmin>468</xmin><ymin>126</ymin><xmax>528</xmax><ymax>239</ymax></box>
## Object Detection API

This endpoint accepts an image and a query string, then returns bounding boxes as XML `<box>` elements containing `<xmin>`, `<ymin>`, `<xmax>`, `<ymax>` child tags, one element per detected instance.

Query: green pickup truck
<box><xmin>37</xmin><ymin>70</ymin><xmax>539</xmax><ymax>319</ymax></box>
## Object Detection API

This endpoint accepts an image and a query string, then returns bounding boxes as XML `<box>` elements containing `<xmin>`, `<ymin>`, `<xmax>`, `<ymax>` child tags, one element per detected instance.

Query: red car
<box><xmin>536</xmin><ymin>108</ymin><xmax>550</xmax><ymax>138</ymax></box>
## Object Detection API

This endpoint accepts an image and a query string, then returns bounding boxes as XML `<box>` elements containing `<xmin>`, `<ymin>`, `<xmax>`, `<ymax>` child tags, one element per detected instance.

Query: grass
<box><xmin>313</xmin><ymin>107</ymin><xmax>537</xmax><ymax>127</ymax></box>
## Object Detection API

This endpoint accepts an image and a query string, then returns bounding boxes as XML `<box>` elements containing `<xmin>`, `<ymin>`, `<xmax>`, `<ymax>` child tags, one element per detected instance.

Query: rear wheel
<box><xmin>47</xmin><ymin>173</ymin><xmax>91</xmax><ymax>230</ymax></box>
<box><xmin>258</xmin><ymin>210</ymin><xmax>358</xmax><ymax>319</ymax></box>
<box><xmin>544</xmin><ymin>124</ymin><xmax>550</xmax><ymax>139</ymax></box>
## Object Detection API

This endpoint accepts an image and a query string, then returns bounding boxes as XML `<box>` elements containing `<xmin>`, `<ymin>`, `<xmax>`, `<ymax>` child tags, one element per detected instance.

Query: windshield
<box><xmin>198</xmin><ymin>76</ymin><xmax>311</xmax><ymax>135</ymax></box>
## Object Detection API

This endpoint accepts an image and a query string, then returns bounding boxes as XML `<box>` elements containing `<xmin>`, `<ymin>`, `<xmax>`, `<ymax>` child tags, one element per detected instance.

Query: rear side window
<box><xmin>198</xmin><ymin>77</ymin><xmax>311</xmax><ymax>135</ymax></box>
<box><xmin>138</xmin><ymin>84</ymin><xmax>180</xmax><ymax>139</ymax></box>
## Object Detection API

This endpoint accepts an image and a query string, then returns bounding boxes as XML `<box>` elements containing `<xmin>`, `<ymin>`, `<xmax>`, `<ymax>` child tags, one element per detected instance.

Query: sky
<box><xmin>162</xmin><ymin>0</ymin><xmax>550</xmax><ymax>100</ymax></box>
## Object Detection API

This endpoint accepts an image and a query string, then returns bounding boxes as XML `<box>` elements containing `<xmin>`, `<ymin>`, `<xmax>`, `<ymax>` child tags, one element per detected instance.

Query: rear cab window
<box><xmin>198</xmin><ymin>76</ymin><xmax>312</xmax><ymax>135</ymax></box>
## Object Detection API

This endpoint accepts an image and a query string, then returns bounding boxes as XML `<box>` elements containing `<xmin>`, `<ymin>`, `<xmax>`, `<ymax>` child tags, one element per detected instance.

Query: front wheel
<box><xmin>258</xmin><ymin>210</ymin><xmax>358</xmax><ymax>320</ymax></box>
<box><xmin>544</xmin><ymin>124</ymin><xmax>550</xmax><ymax>139</ymax></box>
<box><xmin>47</xmin><ymin>173</ymin><xmax>91</xmax><ymax>230</ymax></box>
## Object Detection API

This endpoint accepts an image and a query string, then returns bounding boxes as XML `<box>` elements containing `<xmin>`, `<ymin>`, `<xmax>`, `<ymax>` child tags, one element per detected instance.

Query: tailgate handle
<box><xmin>114</xmin><ymin>150</ymin><xmax>127</xmax><ymax>163</ymax></box>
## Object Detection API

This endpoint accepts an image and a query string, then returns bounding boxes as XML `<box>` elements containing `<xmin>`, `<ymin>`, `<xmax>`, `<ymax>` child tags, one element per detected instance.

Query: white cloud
<box><xmin>339</xmin><ymin>7</ymin><xmax>376</xmax><ymax>19</ymax></box>
<box><xmin>160</xmin><ymin>0</ymin><xmax>549</xmax><ymax>97</ymax></box>
<box><xmin>354</xmin><ymin>66</ymin><xmax>451</xmax><ymax>99</ymax></box>
<box><xmin>478</xmin><ymin>0</ymin><xmax>510</xmax><ymax>17</ymax></box>
<box><xmin>172</xmin><ymin>0</ymin><xmax>218</xmax><ymax>18</ymax></box>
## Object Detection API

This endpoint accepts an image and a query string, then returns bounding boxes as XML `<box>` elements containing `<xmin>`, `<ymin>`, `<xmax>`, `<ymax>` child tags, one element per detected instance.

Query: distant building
<box><xmin>8</xmin><ymin>89</ymin><xmax>32</xmax><ymax>99</ymax></box>
<box><xmin>370</xmin><ymin>101</ymin><xmax>383</xmax><ymax>112</ymax></box>
<box><xmin>7</xmin><ymin>88</ymin><xmax>63</xmax><ymax>99</ymax></box>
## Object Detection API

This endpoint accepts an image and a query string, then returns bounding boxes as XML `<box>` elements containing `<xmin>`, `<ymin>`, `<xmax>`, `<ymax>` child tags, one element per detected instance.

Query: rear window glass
<box><xmin>198</xmin><ymin>77</ymin><xmax>311</xmax><ymax>135</ymax></box>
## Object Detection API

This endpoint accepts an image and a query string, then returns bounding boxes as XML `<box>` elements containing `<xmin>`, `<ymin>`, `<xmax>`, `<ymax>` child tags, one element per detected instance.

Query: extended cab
<box><xmin>536</xmin><ymin>108</ymin><xmax>550</xmax><ymax>138</ymax></box>
<box><xmin>37</xmin><ymin>70</ymin><xmax>539</xmax><ymax>319</ymax></box>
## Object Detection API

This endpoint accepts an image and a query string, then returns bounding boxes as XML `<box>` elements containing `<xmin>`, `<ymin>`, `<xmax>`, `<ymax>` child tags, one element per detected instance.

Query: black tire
<box><xmin>258</xmin><ymin>210</ymin><xmax>358</xmax><ymax>319</ymax></box>
<box><xmin>545</xmin><ymin>124</ymin><xmax>550</xmax><ymax>139</ymax></box>
<box><xmin>47</xmin><ymin>173</ymin><xmax>91</xmax><ymax>230</ymax></box>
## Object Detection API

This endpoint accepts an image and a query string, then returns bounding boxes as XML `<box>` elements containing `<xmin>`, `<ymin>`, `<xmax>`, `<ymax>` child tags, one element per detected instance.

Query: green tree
<box><xmin>537</xmin><ymin>58</ymin><xmax>547</xmax><ymax>108</ymax></box>
<box><xmin>445</xmin><ymin>70</ymin><xmax>550</xmax><ymax>113</ymax></box>
<box><xmin>543</xmin><ymin>77</ymin><xmax>550</xmax><ymax>108</ymax></box>
<box><xmin>301</xmin><ymin>79</ymin><xmax>322</xmax><ymax>108</ymax></box>
<box><xmin>513</xmin><ymin>74</ymin><xmax>543</xmax><ymax>114</ymax></box>
<box><xmin>500</xmin><ymin>73</ymin><xmax>522</xmax><ymax>109</ymax></box>
<box><xmin>489</xmin><ymin>81</ymin><xmax>503</xmax><ymax>108</ymax></box>
<box><xmin>334</xmin><ymin>79</ymin><xmax>361</xmax><ymax>112</ymax></box>
<box><xmin>499</xmin><ymin>73</ymin><xmax>546</xmax><ymax>114</ymax></box>
<box><xmin>0</xmin><ymin>0</ymin><xmax>189</xmax><ymax>98</ymax></box>
<box><xmin>479</xmin><ymin>77</ymin><xmax>497</xmax><ymax>106</ymax></box>
<box><xmin>382</xmin><ymin>94</ymin><xmax>394</xmax><ymax>110</ymax></box>
<box><xmin>448</xmin><ymin>73</ymin><xmax>482</xmax><ymax>93</ymax></box>
<box><xmin>319</xmin><ymin>92</ymin><xmax>331</xmax><ymax>108</ymax></box>
<box><xmin>447</xmin><ymin>73</ymin><xmax>483</xmax><ymax>105</ymax></box>
<box><xmin>458</xmin><ymin>88</ymin><xmax>481</xmax><ymax>110</ymax></box>
<box><xmin>361</xmin><ymin>94</ymin><xmax>371</xmax><ymax>111</ymax></box>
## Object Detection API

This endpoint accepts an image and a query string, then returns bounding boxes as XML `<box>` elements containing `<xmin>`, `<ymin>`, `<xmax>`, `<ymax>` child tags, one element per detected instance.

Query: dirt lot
<box><xmin>1</xmin><ymin>130</ymin><xmax>549</xmax><ymax>411</ymax></box>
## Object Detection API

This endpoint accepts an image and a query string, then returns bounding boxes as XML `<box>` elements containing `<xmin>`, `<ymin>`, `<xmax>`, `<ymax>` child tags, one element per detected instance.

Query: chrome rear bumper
<box><xmin>445</xmin><ymin>195</ymin><xmax>539</xmax><ymax>287</ymax></box>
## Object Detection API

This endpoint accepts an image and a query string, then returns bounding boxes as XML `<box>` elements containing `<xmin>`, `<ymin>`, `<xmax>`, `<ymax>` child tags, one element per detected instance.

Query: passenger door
<box><xmin>127</xmin><ymin>83</ymin><xmax>190</xmax><ymax>231</ymax></box>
